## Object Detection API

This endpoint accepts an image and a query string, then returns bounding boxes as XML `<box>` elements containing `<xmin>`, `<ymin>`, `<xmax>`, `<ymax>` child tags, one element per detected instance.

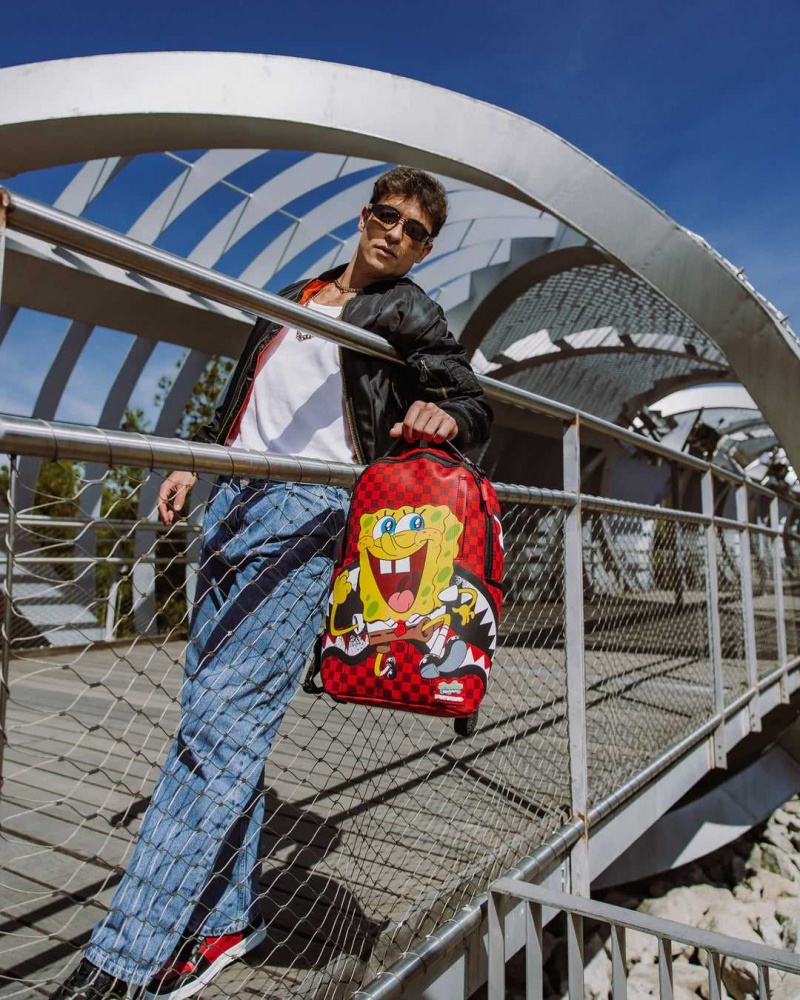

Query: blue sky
<box><xmin>1</xmin><ymin>0</ymin><xmax>798</xmax><ymax>424</ymax></box>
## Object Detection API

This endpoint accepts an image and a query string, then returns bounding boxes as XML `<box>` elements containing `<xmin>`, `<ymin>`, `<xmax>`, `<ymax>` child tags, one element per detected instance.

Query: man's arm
<box><xmin>383</xmin><ymin>285</ymin><xmax>493</xmax><ymax>449</ymax></box>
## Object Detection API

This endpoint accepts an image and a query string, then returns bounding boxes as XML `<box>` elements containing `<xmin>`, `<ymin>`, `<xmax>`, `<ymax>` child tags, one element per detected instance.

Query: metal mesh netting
<box><xmin>0</xmin><ymin>464</ymin><xmax>572</xmax><ymax>999</ymax></box>
<box><xmin>750</xmin><ymin>528</ymin><xmax>780</xmax><ymax>678</ymax></box>
<box><xmin>785</xmin><ymin>548</ymin><xmax>800</xmax><ymax>662</ymax></box>
<box><xmin>582</xmin><ymin>512</ymin><xmax>713</xmax><ymax>807</ymax></box>
<box><xmin>715</xmin><ymin>528</ymin><xmax>749</xmax><ymax>705</ymax></box>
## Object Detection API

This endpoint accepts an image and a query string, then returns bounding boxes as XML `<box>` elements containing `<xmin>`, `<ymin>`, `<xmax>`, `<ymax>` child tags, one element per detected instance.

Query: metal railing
<box><xmin>488</xmin><ymin>880</ymin><xmax>800</xmax><ymax>999</ymax></box>
<box><xmin>0</xmin><ymin>189</ymin><xmax>799</xmax><ymax>999</ymax></box>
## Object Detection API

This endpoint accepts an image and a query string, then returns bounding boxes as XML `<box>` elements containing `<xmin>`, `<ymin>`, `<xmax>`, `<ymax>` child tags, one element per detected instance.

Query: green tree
<box><xmin>155</xmin><ymin>354</ymin><xmax>234</xmax><ymax>440</ymax></box>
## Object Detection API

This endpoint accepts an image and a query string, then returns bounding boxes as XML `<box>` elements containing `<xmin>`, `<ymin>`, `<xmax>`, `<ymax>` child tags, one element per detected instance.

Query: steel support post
<box><xmin>736</xmin><ymin>486</ymin><xmax>760</xmax><ymax>730</ymax></box>
<box><xmin>611</xmin><ymin>924</ymin><xmax>627</xmax><ymax>998</ymax></box>
<box><xmin>771</xmin><ymin>497</ymin><xmax>789</xmax><ymax>702</ymax></box>
<box><xmin>0</xmin><ymin>457</ymin><xmax>18</xmax><ymax>798</ymax></box>
<box><xmin>487</xmin><ymin>891</ymin><xmax>505</xmax><ymax>1000</ymax></box>
<box><xmin>567</xmin><ymin>911</ymin><xmax>585</xmax><ymax>1000</ymax></box>
<box><xmin>526</xmin><ymin>901</ymin><xmax>544</xmax><ymax>1000</ymax></box>
<box><xmin>0</xmin><ymin>189</ymin><xmax>7</xmax><ymax>300</ymax></box>
<box><xmin>563</xmin><ymin>416</ymin><xmax>589</xmax><ymax>894</ymax></box>
<box><xmin>702</xmin><ymin>472</ymin><xmax>726</xmax><ymax>768</ymax></box>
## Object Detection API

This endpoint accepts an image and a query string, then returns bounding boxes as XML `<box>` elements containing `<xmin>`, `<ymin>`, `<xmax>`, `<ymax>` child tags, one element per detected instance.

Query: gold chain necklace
<box><xmin>296</xmin><ymin>280</ymin><xmax>359</xmax><ymax>340</ymax></box>
<box><xmin>333</xmin><ymin>276</ymin><xmax>364</xmax><ymax>294</ymax></box>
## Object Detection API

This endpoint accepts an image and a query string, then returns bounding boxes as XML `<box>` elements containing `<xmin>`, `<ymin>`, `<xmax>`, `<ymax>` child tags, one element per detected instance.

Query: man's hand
<box><xmin>390</xmin><ymin>401</ymin><xmax>458</xmax><ymax>444</ymax></box>
<box><xmin>157</xmin><ymin>471</ymin><xmax>197</xmax><ymax>526</ymax></box>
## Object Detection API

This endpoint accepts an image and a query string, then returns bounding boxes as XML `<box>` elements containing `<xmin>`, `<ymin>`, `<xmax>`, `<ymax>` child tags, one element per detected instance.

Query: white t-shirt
<box><xmin>227</xmin><ymin>300</ymin><xmax>355</xmax><ymax>463</ymax></box>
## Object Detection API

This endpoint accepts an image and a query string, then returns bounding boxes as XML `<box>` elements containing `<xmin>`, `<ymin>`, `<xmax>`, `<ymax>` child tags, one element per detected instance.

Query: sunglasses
<box><xmin>367</xmin><ymin>203</ymin><xmax>433</xmax><ymax>244</ymax></box>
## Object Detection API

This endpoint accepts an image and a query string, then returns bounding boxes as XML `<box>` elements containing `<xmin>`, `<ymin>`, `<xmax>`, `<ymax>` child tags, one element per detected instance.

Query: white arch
<box><xmin>1</xmin><ymin>52</ymin><xmax>798</xmax><ymax>468</ymax></box>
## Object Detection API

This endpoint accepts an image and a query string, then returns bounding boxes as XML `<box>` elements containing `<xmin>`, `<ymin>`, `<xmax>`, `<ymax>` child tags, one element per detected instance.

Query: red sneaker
<box><xmin>142</xmin><ymin>921</ymin><xmax>267</xmax><ymax>1000</ymax></box>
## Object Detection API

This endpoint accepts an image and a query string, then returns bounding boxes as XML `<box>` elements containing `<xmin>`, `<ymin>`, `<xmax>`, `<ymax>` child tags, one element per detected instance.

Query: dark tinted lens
<box><xmin>403</xmin><ymin>219</ymin><xmax>431</xmax><ymax>243</ymax></box>
<box><xmin>371</xmin><ymin>204</ymin><xmax>402</xmax><ymax>226</ymax></box>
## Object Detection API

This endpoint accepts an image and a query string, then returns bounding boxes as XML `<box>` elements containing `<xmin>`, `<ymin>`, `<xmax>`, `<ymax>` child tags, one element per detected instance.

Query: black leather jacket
<box><xmin>194</xmin><ymin>266</ymin><xmax>492</xmax><ymax>462</ymax></box>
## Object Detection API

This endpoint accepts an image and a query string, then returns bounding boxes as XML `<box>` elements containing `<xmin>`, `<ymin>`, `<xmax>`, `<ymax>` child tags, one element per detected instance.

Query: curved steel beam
<box><xmin>1</xmin><ymin>52</ymin><xmax>797</xmax><ymax>467</ymax></box>
<box><xmin>489</xmin><ymin>345</ymin><xmax>727</xmax><ymax>381</ymax></box>
<box><xmin>459</xmin><ymin>246</ymin><xmax>608</xmax><ymax>356</ymax></box>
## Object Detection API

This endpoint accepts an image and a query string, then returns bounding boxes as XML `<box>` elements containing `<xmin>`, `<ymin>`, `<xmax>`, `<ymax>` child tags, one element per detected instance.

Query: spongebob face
<box><xmin>357</xmin><ymin>504</ymin><xmax>463</xmax><ymax>622</ymax></box>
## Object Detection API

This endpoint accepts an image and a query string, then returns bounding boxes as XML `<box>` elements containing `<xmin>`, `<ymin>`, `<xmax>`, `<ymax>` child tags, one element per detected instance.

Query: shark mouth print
<box><xmin>368</xmin><ymin>544</ymin><xmax>429</xmax><ymax>614</ymax></box>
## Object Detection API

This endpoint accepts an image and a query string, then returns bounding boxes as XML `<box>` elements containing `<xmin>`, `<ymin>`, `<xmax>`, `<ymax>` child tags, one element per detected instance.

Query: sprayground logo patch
<box><xmin>434</xmin><ymin>679</ymin><xmax>465</xmax><ymax>703</ymax></box>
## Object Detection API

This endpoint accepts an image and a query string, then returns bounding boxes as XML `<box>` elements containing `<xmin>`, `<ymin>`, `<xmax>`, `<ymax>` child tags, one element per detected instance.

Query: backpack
<box><xmin>304</xmin><ymin>442</ymin><xmax>504</xmax><ymax>736</ymax></box>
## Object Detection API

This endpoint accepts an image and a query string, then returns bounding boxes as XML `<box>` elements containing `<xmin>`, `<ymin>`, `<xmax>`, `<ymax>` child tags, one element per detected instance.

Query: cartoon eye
<box><xmin>373</xmin><ymin>516</ymin><xmax>397</xmax><ymax>539</ymax></box>
<box><xmin>396</xmin><ymin>512</ymin><xmax>425</xmax><ymax>532</ymax></box>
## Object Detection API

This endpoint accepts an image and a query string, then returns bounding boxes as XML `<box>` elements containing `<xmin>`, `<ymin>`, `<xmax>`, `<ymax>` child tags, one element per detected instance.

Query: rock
<box><xmin>739</xmin><ymin>899</ymin><xmax>781</xmax><ymax>924</ymax></box>
<box><xmin>640</xmin><ymin>885</ymin><xmax>719</xmax><ymax>926</ymax></box>
<box><xmin>609</xmin><ymin>927</ymin><xmax>658</xmax><ymax>965</ymax></box>
<box><xmin>733</xmin><ymin>880</ymin><xmax>761</xmax><ymax>902</ymax></box>
<box><xmin>626</xmin><ymin>963</ymin><xmax>698</xmax><ymax>1000</ymax></box>
<box><xmin>639</xmin><ymin>886</ymin><xmax>728</xmax><ymax>959</ymax></box>
<box><xmin>761</xmin><ymin>844</ymin><xmax>800</xmax><ymax>882</ymax></box>
<box><xmin>783</xmin><ymin>916</ymin><xmax>800</xmax><ymax>953</ymax></box>
<box><xmin>770</xmin><ymin>972</ymin><xmax>800</xmax><ymax>1000</ymax></box>
<box><xmin>764</xmin><ymin>826</ymin><xmax>797</xmax><ymax>855</ymax></box>
<box><xmin>672</xmin><ymin>961</ymin><xmax>707</xmax><ymax>991</ymax></box>
<box><xmin>759</xmin><ymin>914</ymin><xmax>784</xmax><ymax>949</ymax></box>
<box><xmin>722</xmin><ymin>956</ymin><xmax>760</xmax><ymax>999</ymax></box>
<box><xmin>747</xmin><ymin>843</ymin><xmax>764</xmax><ymax>872</ymax></box>
<box><xmin>699</xmin><ymin>908</ymin><xmax>762</xmax><ymax>998</ymax></box>
<box><xmin>759</xmin><ymin>870</ymin><xmax>800</xmax><ymax>899</ymax></box>
<box><xmin>583</xmin><ymin>942</ymin><xmax>612</xmax><ymax>1000</ymax></box>
<box><xmin>778</xmin><ymin>899</ymin><xmax>800</xmax><ymax>923</ymax></box>
<box><xmin>701</xmin><ymin>906</ymin><xmax>762</xmax><ymax>942</ymax></box>
<box><xmin>771</xmin><ymin>807</ymin><xmax>795</xmax><ymax>829</ymax></box>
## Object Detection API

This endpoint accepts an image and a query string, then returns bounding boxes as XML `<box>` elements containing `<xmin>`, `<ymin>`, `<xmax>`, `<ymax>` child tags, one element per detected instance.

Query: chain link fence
<box><xmin>750</xmin><ymin>525</ymin><xmax>780</xmax><ymax>678</ymax></box>
<box><xmin>715</xmin><ymin>526</ymin><xmax>749</xmax><ymax>706</ymax></box>
<box><xmin>582</xmin><ymin>511</ymin><xmax>713</xmax><ymax>807</ymax></box>
<box><xmin>2</xmin><ymin>437</ymin><xmax>799</xmax><ymax>1000</ymax></box>
<box><xmin>0</xmin><ymin>456</ymin><xmax>576</xmax><ymax>999</ymax></box>
<box><xmin>2</xmin><ymin>190</ymin><xmax>800</xmax><ymax>1000</ymax></box>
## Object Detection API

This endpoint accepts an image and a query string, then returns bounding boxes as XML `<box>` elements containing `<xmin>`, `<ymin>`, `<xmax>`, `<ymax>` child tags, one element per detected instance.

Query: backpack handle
<box><xmin>384</xmin><ymin>435</ymin><xmax>483</xmax><ymax>478</ymax></box>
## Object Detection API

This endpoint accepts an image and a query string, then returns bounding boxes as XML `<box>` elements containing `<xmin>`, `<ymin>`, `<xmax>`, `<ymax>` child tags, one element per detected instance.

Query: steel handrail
<box><xmin>491</xmin><ymin>879</ymin><xmax>800</xmax><ymax>976</ymax></box>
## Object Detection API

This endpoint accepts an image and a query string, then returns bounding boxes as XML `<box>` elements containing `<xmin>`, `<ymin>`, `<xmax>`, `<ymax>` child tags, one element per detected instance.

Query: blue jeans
<box><xmin>85</xmin><ymin>478</ymin><xmax>349</xmax><ymax>984</ymax></box>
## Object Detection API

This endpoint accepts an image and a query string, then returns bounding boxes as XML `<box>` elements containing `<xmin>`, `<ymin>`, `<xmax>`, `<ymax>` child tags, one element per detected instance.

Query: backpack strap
<box><xmin>301</xmin><ymin>636</ymin><xmax>326</xmax><ymax>695</ymax></box>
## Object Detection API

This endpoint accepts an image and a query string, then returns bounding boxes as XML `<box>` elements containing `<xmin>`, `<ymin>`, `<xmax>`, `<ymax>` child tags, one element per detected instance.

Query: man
<box><xmin>54</xmin><ymin>166</ymin><xmax>491</xmax><ymax>1000</ymax></box>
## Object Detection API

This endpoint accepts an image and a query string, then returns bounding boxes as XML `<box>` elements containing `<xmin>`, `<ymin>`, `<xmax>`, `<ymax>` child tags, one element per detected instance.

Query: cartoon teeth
<box><xmin>379</xmin><ymin>557</ymin><xmax>410</xmax><ymax>574</ymax></box>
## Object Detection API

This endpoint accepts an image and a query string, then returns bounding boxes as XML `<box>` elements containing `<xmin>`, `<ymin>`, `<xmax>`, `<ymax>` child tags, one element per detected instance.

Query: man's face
<box><xmin>356</xmin><ymin>194</ymin><xmax>435</xmax><ymax>281</ymax></box>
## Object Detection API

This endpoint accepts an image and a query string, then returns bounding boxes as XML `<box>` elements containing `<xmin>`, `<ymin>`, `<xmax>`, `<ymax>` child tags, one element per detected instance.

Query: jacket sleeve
<box><xmin>381</xmin><ymin>284</ymin><xmax>493</xmax><ymax>449</ymax></box>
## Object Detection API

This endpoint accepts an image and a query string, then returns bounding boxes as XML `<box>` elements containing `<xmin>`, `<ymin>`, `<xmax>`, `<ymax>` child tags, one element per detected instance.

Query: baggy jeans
<box><xmin>85</xmin><ymin>477</ymin><xmax>349</xmax><ymax>984</ymax></box>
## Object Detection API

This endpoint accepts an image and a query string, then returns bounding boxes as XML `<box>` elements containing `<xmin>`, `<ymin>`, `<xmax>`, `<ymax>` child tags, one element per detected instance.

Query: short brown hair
<box><xmin>370</xmin><ymin>166</ymin><xmax>448</xmax><ymax>238</ymax></box>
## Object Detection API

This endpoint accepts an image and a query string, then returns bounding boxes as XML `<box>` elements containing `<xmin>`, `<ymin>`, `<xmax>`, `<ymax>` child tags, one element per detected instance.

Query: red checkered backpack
<box><xmin>304</xmin><ymin>442</ymin><xmax>504</xmax><ymax>736</ymax></box>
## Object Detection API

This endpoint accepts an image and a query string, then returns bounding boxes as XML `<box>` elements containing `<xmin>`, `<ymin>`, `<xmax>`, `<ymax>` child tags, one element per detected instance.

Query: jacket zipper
<box><xmin>339</xmin><ymin>346</ymin><xmax>365</xmax><ymax>465</ymax></box>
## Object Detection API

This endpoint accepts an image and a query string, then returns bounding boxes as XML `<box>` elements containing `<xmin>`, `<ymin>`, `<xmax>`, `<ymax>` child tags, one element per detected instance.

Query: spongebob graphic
<box><xmin>322</xmin><ymin>502</ymin><xmax>495</xmax><ymax>685</ymax></box>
